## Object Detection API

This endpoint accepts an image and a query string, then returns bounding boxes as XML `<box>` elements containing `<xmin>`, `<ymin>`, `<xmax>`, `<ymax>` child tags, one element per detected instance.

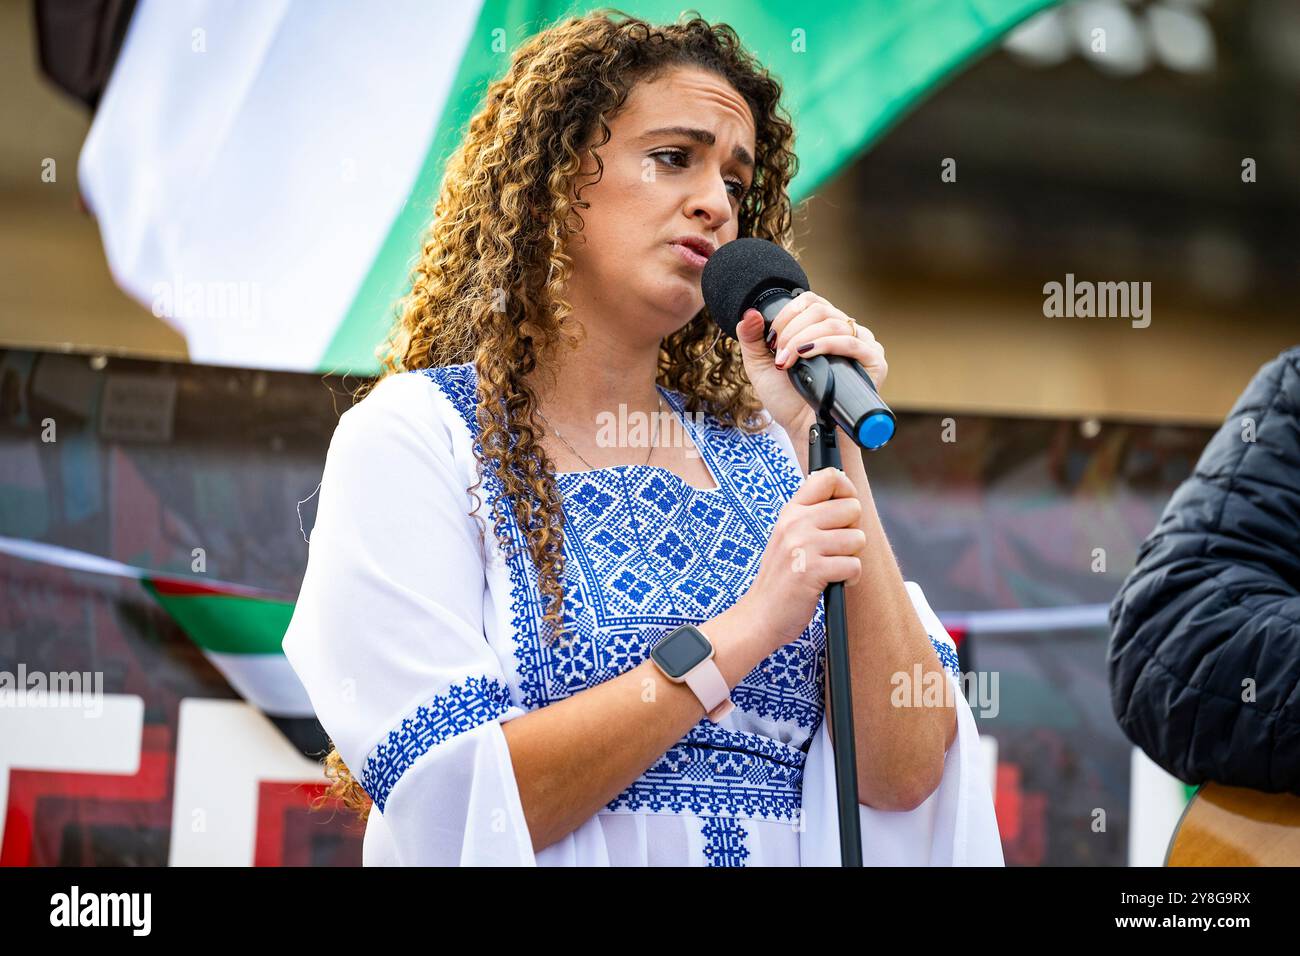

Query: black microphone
<box><xmin>701</xmin><ymin>237</ymin><xmax>896</xmax><ymax>450</ymax></box>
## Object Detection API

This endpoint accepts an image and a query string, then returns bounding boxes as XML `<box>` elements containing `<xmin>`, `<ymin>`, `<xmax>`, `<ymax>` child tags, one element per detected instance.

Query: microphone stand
<box><xmin>805</xmin><ymin>373</ymin><xmax>863</xmax><ymax>867</ymax></box>
<box><xmin>758</xmin><ymin>284</ymin><xmax>876</xmax><ymax>866</ymax></box>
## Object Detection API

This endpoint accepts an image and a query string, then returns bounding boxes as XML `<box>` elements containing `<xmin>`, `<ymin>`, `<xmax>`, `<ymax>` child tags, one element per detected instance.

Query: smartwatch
<box><xmin>649</xmin><ymin>624</ymin><xmax>734</xmax><ymax>723</ymax></box>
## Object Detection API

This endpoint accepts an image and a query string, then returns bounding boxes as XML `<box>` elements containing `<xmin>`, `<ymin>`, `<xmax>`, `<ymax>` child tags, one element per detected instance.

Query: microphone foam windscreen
<box><xmin>701</xmin><ymin>237</ymin><xmax>810</xmax><ymax>338</ymax></box>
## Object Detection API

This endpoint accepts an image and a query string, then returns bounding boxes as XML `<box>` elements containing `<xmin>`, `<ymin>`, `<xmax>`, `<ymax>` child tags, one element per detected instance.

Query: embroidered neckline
<box><xmin>552</xmin><ymin>385</ymin><xmax>723</xmax><ymax>494</ymax></box>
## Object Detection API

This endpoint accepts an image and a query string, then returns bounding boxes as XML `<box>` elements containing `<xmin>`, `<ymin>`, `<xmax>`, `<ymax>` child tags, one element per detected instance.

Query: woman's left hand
<box><xmin>734</xmin><ymin>292</ymin><xmax>888</xmax><ymax>436</ymax></box>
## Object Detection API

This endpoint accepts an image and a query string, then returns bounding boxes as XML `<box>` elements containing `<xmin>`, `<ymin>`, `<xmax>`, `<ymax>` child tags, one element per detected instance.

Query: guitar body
<box><xmin>1166</xmin><ymin>782</ymin><xmax>1300</xmax><ymax>866</ymax></box>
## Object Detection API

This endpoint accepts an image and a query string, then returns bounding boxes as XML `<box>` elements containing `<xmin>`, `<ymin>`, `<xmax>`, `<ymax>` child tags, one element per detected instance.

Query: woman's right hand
<box><xmin>742</xmin><ymin>467</ymin><xmax>866</xmax><ymax>652</ymax></box>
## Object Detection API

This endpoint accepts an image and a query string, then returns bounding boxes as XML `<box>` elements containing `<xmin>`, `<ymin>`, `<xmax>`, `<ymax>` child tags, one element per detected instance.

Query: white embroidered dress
<box><xmin>282</xmin><ymin>364</ymin><xmax>1003</xmax><ymax>866</ymax></box>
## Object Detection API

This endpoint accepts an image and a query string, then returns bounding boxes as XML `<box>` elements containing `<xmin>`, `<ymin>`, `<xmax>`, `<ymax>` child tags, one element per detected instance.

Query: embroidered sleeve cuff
<box><xmin>361</xmin><ymin>675</ymin><xmax>514</xmax><ymax>812</ymax></box>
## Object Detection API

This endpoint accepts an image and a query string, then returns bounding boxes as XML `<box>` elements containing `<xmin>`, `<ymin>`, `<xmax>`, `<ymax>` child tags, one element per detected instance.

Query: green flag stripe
<box><xmin>143</xmin><ymin>579</ymin><xmax>295</xmax><ymax>656</ymax></box>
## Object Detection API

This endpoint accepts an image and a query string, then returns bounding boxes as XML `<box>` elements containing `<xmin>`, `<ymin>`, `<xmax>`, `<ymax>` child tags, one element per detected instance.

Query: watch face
<box><xmin>650</xmin><ymin>625</ymin><xmax>711</xmax><ymax>679</ymax></box>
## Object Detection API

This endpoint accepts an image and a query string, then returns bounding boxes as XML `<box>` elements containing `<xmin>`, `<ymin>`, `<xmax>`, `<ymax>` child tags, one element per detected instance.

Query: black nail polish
<box><xmin>797</xmin><ymin>342</ymin><xmax>815</xmax><ymax>354</ymax></box>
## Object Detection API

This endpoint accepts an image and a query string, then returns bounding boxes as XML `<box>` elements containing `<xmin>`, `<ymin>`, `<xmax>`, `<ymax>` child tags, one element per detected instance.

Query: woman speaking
<box><xmin>282</xmin><ymin>11</ymin><xmax>1002</xmax><ymax>866</ymax></box>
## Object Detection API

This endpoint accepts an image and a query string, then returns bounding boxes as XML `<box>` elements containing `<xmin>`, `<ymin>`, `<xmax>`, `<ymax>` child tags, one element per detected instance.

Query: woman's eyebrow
<box><xmin>638</xmin><ymin>126</ymin><xmax>754</xmax><ymax>168</ymax></box>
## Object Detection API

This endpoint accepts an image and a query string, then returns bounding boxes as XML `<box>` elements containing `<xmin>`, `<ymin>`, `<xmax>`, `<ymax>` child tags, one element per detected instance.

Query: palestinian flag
<box><xmin>78</xmin><ymin>0</ymin><xmax>1060</xmax><ymax>375</ymax></box>
<box><xmin>0</xmin><ymin>536</ymin><xmax>311</xmax><ymax>718</ymax></box>
<box><xmin>142</xmin><ymin>577</ymin><xmax>307</xmax><ymax>718</ymax></box>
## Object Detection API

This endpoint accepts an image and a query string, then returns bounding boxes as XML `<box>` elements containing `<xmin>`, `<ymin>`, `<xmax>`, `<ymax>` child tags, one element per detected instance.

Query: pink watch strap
<box><xmin>684</xmin><ymin>658</ymin><xmax>733</xmax><ymax>723</ymax></box>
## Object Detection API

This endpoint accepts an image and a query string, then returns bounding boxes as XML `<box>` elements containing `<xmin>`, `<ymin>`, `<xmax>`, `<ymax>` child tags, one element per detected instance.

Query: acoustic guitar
<box><xmin>1165</xmin><ymin>781</ymin><xmax>1300</xmax><ymax>865</ymax></box>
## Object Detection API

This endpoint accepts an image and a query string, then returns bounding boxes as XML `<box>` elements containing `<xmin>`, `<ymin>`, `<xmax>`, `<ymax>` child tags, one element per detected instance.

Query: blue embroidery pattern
<box><xmin>929</xmin><ymin>634</ymin><xmax>961</xmax><ymax>679</ymax></box>
<box><xmin>605</xmin><ymin>722</ymin><xmax>806</xmax><ymax>820</ymax></box>
<box><xmin>361</xmin><ymin>675</ymin><xmax>513</xmax><ymax>813</ymax></box>
<box><xmin>419</xmin><ymin>364</ymin><xmax>826</xmax><ymax>826</ymax></box>
<box><xmin>701</xmin><ymin>816</ymin><xmax>751</xmax><ymax>867</ymax></box>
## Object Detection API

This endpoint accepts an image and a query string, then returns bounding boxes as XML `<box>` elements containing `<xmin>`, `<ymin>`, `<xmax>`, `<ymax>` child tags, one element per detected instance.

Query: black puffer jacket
<box><xmin>1108</xmin><ymin>346</ymin><xmax>1300</xmax><ymax>794</ymax></box>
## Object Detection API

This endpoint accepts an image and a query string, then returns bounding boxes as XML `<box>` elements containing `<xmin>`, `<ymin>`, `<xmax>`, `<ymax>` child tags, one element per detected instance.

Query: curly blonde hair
<box><xmin>317</xmin><ymin>8</ymin><xmax>799</xmax><ymax>821</ymax></box>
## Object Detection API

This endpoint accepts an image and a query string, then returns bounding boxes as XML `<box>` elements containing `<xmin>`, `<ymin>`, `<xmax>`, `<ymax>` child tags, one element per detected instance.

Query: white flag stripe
<box><xmin>204</xmin><ymin>651</ymin><xmax>316</xmax><ymax>718</ymax></box>
<box><xmin>0</xmin><ymin>534</ymin><xmax>286</xmax><ymax>599</ymax></box>
<box><xmin>79</xmin><ymin>0</ymin><xmax>485</xmax><ymax>371</ymax></box>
